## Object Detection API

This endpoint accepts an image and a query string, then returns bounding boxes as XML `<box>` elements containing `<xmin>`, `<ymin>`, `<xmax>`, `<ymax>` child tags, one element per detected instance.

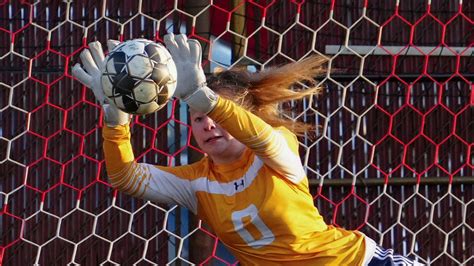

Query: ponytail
<box><xmin>207</xmin><ymin>56</ymin><xmax>326</xmax><ymax>136</ymax></box>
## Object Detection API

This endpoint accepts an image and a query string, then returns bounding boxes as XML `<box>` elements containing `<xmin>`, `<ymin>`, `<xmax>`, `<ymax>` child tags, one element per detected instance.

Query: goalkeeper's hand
<box><xmin>163</xmin><ymin>33</ymin><xmax>218</xmax><ymax>114</ymax></box>
<box><xmin>72</xmin><ymin>40</ymin><xmax>131</xmax><ymax>127</ymax></box>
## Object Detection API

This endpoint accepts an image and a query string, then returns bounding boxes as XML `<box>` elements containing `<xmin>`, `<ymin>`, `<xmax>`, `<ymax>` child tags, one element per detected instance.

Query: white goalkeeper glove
<box><xmin>163</xmin><ymin>33</ymin><xmax>218</xmax><ymax>114</ymax></box>
<box><xmin>72</xmin><ymin>40</ymin><xmax>131</xmax><ymax>127</ymax></box>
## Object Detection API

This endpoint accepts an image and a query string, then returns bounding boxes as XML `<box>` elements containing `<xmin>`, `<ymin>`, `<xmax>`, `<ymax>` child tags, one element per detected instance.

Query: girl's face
<box><xmin>190</xmin><ymin>110</ymin><xmax>245</xmax><ymax>164</ymax></box>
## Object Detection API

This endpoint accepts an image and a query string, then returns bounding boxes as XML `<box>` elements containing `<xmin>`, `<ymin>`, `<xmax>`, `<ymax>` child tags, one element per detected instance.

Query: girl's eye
<box><xmin>194</xmin><ymin>117</ymin><xmax>202</xmax><ymax>122</ymax></box>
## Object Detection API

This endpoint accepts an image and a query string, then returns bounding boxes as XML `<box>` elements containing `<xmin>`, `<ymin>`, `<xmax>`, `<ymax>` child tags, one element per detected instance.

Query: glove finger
<box><xmin>164</xmin><ymin>33</ymin><xmax>180</xmax><ymax>57</ymax></box>
<box><xmin>188</xmin><ymin>39</ymin><xmax>203</xmax><ymax>65</ymax></box>
<box><xmin>80</xmin><ymin>49</ymin><xmax>100</xmax><ymax>76</ymax></box>
<box><xmin>72</xmin><ymin>64</ymin><xmax>106</xmax><ymax>103</ymax></box>
<box><xmin>107</xmin><ymin>40</ymin><xmax>121</xmax><ymax>52</ymax></box>
<box><xmin>175</xmin><ymin>34</ymin><xmax>190</xmax><ymax>55</ymax></box>
<box><xmin>88</xmin><ymin>41</ymin><xmax>106</xmax><ymax>70</ymax></box>
<box><xmin>72</xmin><ymin>63</ymin><xmax>93</xmax><ymax>87</ymax></box>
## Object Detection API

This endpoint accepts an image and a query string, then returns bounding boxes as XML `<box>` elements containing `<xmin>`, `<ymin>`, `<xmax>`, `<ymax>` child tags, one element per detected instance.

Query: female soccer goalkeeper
<box><xmin>72</xmin><ymin>34</ymin><xmax>421</xmax><ymax>265</ymax></box>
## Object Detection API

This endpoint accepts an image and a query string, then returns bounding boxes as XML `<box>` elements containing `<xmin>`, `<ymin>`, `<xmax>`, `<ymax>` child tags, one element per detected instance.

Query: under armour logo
<box><xmin>234</xmin><ymin>179</ymin><xmax>245</xmax><ymax>191</ymax></box>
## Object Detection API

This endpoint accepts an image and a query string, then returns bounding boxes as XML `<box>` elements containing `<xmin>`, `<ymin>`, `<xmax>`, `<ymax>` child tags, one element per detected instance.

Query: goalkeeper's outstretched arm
<box><xmin>102</xmin><ymin>124</ymin><xmax>197</xmax><ymax>212</ymax></box>
<box><xmin>72</xmin><ymin>40</ymin><xmax>197</xmax><ymax>212</ymax></box>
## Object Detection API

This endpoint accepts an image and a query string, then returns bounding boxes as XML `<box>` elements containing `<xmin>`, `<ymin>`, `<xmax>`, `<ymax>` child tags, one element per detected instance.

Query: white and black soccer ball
<box><xmin>101</xmin><ymin>39</ymin><xmax>177</xmax><ymax>115</ymax></box>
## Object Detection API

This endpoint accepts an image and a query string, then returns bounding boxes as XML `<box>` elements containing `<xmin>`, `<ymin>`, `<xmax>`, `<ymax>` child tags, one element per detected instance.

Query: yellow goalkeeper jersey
<box><xmin>102</xmin><ymin>98</ymin><xmax>374</xmax><ymax>265</ymax></box>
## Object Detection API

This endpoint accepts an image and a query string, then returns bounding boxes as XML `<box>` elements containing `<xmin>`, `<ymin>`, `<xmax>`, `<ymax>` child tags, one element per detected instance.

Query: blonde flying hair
<box><xmin>207</xmin><ymin>55</ymin><xmax>326</xmax><ymax>136</ymax></box>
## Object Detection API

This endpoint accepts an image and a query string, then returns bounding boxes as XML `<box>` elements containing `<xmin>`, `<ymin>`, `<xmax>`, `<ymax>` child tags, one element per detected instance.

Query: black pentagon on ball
<box><xmin>157</xmin><ymin>94</ymin><xmax>168</xmax><ymax>105</ymax></box>
<box><xmin>158</xmin><ymin>85</ymin><xmax>168</xmax><ymax>96</ymax></box>
<box><xmin>121</xmin><ymin>94</ymin><xmax>140</xmax><ymax>113</ymax></box>
<box><xmin>113</xmin><ymin>71</ymin><xmax>140</xmax><ymax>95</ymax></box>
<box><xmin>151</xmin><ymin>64</ymin><xmax>170</xmax><ymax>85</ymax></box>
<box><xmin>155</xmin><ymin>85</ymin><xmax>169</xmax><ymax>104</ymax></box>
<box><xmin>108</xmin><ymin>51</ymin><xmax>127</xmax><ymax>74</ymax></box>
<box><xmin>144</xmin><ymin>43</ymin><xmax>163</xmax><ymax>62</ymax></box>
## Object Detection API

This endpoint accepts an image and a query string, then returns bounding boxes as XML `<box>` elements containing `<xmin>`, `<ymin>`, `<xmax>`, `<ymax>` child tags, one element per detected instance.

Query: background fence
<box><xmin>1</xmin><ymin>0</ymin><xmax>473</xmax><ymax>265</ymax></box>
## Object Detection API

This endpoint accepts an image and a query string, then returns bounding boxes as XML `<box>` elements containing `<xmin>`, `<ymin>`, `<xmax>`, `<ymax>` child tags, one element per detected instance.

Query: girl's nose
<box><xmin>203</xmin><ymin>117</ymin><xmax>216</xmax><ymax>131</ymax></box>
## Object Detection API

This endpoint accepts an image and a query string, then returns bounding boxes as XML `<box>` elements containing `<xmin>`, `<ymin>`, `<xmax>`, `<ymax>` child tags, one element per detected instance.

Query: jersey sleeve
<box><xmin>208</xmin><ymin>97</ymin><xmax>306</xmax><ymax>184</ymax></box>
<box><xmin>102</xmin><ymin>124</ymin><xmax>198</xmax><ymax>213</ymax></box>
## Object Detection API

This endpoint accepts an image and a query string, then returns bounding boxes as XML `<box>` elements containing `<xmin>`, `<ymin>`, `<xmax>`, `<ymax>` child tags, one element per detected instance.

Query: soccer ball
<box><xmin>101</xmin><ymin>39</ymin><xmax>177</xmax><ymax>115</ymax></box>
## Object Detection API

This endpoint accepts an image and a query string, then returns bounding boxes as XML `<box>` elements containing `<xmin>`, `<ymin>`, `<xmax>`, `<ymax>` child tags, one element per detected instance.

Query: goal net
<box><xmin>1</xmin><ymin>0</ymin><xmax>472</xmax><ymax>265</ymax></box>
